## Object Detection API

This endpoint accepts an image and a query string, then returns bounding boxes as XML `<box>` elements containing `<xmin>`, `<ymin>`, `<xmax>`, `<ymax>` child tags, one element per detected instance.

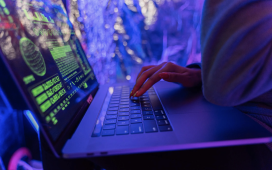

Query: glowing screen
<box><xmin>0</xmin><ymin>0</ymin><xmax>98</xmax><ymax>141</ymax></box>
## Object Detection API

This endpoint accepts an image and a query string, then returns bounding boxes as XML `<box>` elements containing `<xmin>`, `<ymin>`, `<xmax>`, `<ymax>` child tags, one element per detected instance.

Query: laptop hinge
<box><xmin>54</xmin><ymin>86</ymin><xmax>99</xmax><ymax>156</ymax></box>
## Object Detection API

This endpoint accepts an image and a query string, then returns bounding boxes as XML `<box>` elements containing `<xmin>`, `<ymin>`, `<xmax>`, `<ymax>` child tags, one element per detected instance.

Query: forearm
<box><xmin>201</xmin><ymin>0</ymin><xmax>272</xmax><ymax>106</ymax></box>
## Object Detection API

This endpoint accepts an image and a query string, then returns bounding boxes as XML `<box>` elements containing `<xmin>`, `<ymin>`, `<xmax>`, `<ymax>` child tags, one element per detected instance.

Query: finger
<box><xmin>131</xmin><ymin>66</ymin><xmax>155</xmax><ymax>97</ymax></box>
<box><xmin>135</xmin><ymin>62</ymin><xmax>178</xmax><ymax>97</ymax></box>
<box><xmin>131</xmin><ymin>63</ymin><xmax>167</xmax><ymax>97</ymax></box>
<box><xmin>159</xmin><ymin>70</ymin><xmax>202</xmax><ymax>87</ymax></box>
<box><xmin>159</xmin><ymin>72</ymin><xmax>186</xmax><ymax>83</ymax></box>
<box><xmin>136</xmin><ymin>65</ymin><xmax>155</xmax><ymax>81</ymax></box>
<box><xmin>159</xmin><ymin>72</ymin><xmax>185</xmax><ymax>81</ymax></box>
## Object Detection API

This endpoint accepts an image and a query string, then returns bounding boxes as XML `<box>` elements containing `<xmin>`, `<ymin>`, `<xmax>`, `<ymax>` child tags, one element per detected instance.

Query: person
<box><xmin>129</xmin><ymin>1</ymin><xmax>272</xmax><ymax>169</ymax></box>
<box><xmin>130</xmin><ymin>0</ymin><xmax>272</xmax><ymax>133</ymax></box>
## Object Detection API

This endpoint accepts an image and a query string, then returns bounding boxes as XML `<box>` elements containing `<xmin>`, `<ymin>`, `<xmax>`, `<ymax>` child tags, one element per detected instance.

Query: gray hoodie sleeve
<box><xmin>201</xmin><ymin>0</ymin><xmax>272</xmax><ymax>106</ymax></box>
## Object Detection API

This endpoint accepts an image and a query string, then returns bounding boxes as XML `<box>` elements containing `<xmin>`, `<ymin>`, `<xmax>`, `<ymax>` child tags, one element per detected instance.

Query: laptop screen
<box><xmin>0</xmin><ymin>0</ymin><xmax>99</xmax><ymax>141</ymax></box>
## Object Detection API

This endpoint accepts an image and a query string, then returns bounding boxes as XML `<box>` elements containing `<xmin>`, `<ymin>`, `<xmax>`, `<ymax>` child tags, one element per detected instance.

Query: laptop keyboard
<box><xmin>92</xmin><ymin>86</ymin><xmax>173</xmax><ymax>137</ymax></box>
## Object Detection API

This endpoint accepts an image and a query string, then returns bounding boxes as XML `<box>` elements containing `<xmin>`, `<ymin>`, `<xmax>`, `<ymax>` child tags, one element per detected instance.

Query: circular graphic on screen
<box><xmin>19</xmin><ymin>37</ymin><xmax>46</xmax><ymax>76</ymax></box>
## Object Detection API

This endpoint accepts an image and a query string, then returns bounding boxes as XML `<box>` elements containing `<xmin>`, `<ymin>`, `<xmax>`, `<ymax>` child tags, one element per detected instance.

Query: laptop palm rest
<box><xmin>155</xmin><ymin>81</ymin><xmax>272</xmax><ymax>146</ymax></box>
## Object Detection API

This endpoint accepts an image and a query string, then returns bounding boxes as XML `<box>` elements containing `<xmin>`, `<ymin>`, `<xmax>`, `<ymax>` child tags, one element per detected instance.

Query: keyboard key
<box><xmin>130</xmin><ymin>97</ymin><xmax>139</xmax><ymax>100</ymax></box>
<box><xmin>110</xmin><ymin>101</ymin><xmax>119</xmax><ymax>104</ymax></box>
<box><xmin>142</xmin><ymin>107</ymin><xmax>152</xmax><ymax>111</ymax></box>
<box><xmin>120</xmin><ymin>102</ymin><xmax>129</xmax><ymax>105</ymax></box>
<box><xmin>107</xmin><ymin>111</ymin><xmax>118</xmax><ymax>115</ymax></box>
<box><xmin>141</xmin><ymin>101</ymin><xmax>150</xmax><ymax>105</ymax></box>
<box><xmin>154</xmin><ymin>110</ymin><xmax>165</xmax><ymax>116</ymax></box>
<box><xmin>140</xmin><ymin>97</ymin><xmax>146</xmax><ymax>100</ymax></box>
<box><xmin>108</xmin><ymin>107</ymin><xmax>119</xmax><ymax>111</ymax></box>
<box><xmin>104</xmin><ymin>119</ymin><xmax>117</xmax><ymax>124</ymax></box>
<box><xmin>102</xmin><ymin>129</ymin><xmax>115</xmax><ymax>136</ymax></box>
<box><xmin>159</xmin><ymin>125</ymin><xmax>173</xmax><ymax>132</ymax></box>
<box><xmin>103</xmin><ymin>124</ymin><xmax>116</xmax><ymax>130</ymax></box>
<box><xmin>144</xmin><ymin>120</ymin><xmax>158</xmax><ymax>133</ymax></box>
<box><xmin>106</xmin><ymin>115</ymin><xmax>117</xmax><ymax>119</ymax></box>
<box><xmin>118</xmin><ymin>112</ymin><xmax>129</xmax><ymax>116</ymax></box>
<box><xmin>119</xmin><ymin>105</ymin><xmax>129</xmax><ymax>108</ymax></box>
<box><xmin>109</xmin><ymin>104</ymin><xmax>119</xmax><ymax>108</ymax></box>
<box><xmin>130</xmin><ymin>110</ymin><xmax>141</xmax><ymax>114</ymax></box>
<box><xmin>130</xmin><ymin>114</ymin><xmax>141</xmax><ymax>119</ymax></box>
<box><xmin>111</xmin><ymin>98</ymin><xmax>120</xmax><ymax>101</ymax></box>
<box><xmin>143</xmin><ymin>115</ymin><xmax>154</xmax><ymax>120</ymax></box>
<box><xmin>140</xmin><ymin>97</ymin><xmax>148</xmax><ymax>100</ymax></box>
<box><xmin>131</xmin><ymin>118</ymin><xmax>142</xmax><ymax>123</ymax></box>
<box><xmin>156</xmin><ymin>115</ymin><xmax>167</xmax><ymax>120</ymax></box>
<box><xmin>118</xmin><ymin>120</ymin><xmax>129</xmax><ymax>126</ymax></box>
<box><xmin>131</xmin><ymin>100</ymin><xmax>140</xmax><ymax>104</ymax></box>
<box><xmin>130</xmin><ymin>123</ymin><xmax>143</xmax><ymax>134</ymax></box>
<box><xmin>142</xmin><ymin>104</ymin><xmax>151</xmax><ymax>107</ymax></box>
<box><xmin>130</xmin><ymin>103</ymin><xmax>140</xmax><ymax>106</ymax></box>
<box><xmin>112</xmin><ymin>93</ymin><xmax>121</xmax><ymax>95</ymax></box>
<box><xmin>142</xmin><ymin>111</ymin><xmax>153</xmax><ymax>115</ymax></box>
<box><xmin>118</xmin><ymin>116</ymin><xmax>129</xmax><ymax>120</ymax></box>
<box><xmin>121</xmin><ymin>99</ymin><xmax>129</xmax><ymax>102</ymax></box>
<box><xmin>130</xmin><ymin>106</ymin><xmax>141</xmax><ymax>110</ymax></box>
<box><xmin>157</xmin><ymin>119</ymin><xmax>170</xmax><ymax>126</ymax></box>
<box><xmin>116</xmin><ymin>126</ymin><xmax>129</xmax><ymax>135</ymax></box>
<box><xmin>139</xmin><ymin>96</ymin><xmax>148</xmax><ymax>99</ymax></box>
<box><xmin>119</xmin><ymin>108</ymin><xmax>129</xmax><ymax>112</ymax></box>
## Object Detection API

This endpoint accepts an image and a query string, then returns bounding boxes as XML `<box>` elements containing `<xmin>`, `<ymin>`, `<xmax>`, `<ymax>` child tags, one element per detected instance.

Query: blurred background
<box><xmin>65</xmin><ymin>0</ymin><xmax>204</xmax><ymax>84</ymax></box>
<box><xmin>0</xmin><ymin>0</ymin><xmax>204</xmax><ymax>169</ymax></box>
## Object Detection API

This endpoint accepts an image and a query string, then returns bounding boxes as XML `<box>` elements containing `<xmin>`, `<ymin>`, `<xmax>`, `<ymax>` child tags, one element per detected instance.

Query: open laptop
<box><xmin>0</xmin><ymin>0</ymin><xmax>272</xmax><ymax>159</ymax></box>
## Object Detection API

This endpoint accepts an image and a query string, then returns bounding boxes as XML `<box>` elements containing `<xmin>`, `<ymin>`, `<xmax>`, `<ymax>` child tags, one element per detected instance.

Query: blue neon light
<box><xmin>24</xmin><ymin>110</ymin><xmax>39</xmax><ymax>132</ymax></box>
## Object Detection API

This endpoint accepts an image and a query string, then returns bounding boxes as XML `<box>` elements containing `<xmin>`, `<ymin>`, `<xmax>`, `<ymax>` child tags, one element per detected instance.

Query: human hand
<box><xmin>130</xmin><ymin>62</ymin><xmax>202</xmax><ymax>97</ymax></box>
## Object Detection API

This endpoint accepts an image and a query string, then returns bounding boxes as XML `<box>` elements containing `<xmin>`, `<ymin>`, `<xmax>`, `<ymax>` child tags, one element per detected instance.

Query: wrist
<box><xmin>188</xmin><ymin>68</ymin><xmax>202</xmax><ymax>87</ymax></box>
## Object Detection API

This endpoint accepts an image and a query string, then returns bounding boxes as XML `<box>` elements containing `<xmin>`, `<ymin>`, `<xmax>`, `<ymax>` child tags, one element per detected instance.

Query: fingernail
<box><xmin>133</xmin><ymin>91</ymin><xmax>138</xmax><ymax>97</ymax></box>
<box><xmin>159</xmin><ymin>72</ymin><xmax>169</xmax><ymax>79</ymax></box>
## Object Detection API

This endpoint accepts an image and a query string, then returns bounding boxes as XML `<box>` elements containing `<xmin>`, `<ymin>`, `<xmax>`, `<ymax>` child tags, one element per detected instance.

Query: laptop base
<box><xmin>63</xmin><ymin>81</ymin><xmax>272</xmax><ymax>158</ymax></box>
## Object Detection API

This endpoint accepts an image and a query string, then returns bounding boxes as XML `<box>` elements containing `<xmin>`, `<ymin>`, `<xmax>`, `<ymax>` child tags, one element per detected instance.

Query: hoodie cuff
<box><xmin>186</xmin><ymin>63</ymin><xmax>201</xmax><ymax>69</ymax></box>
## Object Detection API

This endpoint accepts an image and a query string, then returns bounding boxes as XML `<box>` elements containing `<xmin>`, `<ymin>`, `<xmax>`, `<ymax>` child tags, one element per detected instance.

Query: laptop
<box><xmin>0</xmin><ymin>0</ymin><xmax>272</xmax><ymax>159</ymax></box>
